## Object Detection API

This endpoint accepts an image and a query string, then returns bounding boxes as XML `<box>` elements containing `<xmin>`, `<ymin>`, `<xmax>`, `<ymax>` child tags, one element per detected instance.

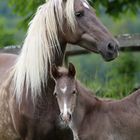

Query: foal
<box><xmin>52</xmin><ymin>63</ymin><xmax>140</xmax><ymax>140</ymax></box>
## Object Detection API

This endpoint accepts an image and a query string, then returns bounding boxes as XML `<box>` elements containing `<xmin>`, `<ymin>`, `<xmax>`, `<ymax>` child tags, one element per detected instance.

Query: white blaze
<box><xmin>63</xmin><ymin>101</ymin><xmax>67</xmax><ymax>116</ymax></box>
<box><xmin>83</xmin><ymin>2</ymin><xmax>89</xmax><ymax>9</ymax></box>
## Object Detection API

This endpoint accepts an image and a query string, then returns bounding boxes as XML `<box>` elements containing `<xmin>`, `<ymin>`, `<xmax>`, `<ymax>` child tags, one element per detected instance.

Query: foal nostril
<box><xmin>60</xmin><ymin>113</ymin><xmax>63</xmax><ymax>118</ymax></box>
<box><xmin>68</xmin><ymin>113</ymin><xmax>72</xmax><ymax>120</ymax></box>
<box><xmin>60</xmin><ymin>112</ymin><xmax>72</xmax><ymax>122</ymax></box>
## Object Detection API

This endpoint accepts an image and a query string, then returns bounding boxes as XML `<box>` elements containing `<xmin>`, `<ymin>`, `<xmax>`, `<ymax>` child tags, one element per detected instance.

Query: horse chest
<box><xmin>9</xmin><ymin>98</ymin><xmax>55</xmax><ymax>139</ymax></box>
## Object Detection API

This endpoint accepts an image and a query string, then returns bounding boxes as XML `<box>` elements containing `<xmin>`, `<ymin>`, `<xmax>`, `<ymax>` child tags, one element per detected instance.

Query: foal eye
<box><xmin>75</xmin><ymin>11</ymin><xmax>84</xmax><ymax>17</ymax></box>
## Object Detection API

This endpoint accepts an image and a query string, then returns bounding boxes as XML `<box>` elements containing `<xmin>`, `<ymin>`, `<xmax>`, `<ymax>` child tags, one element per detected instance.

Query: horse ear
<box><xmin>51</xmin><ymin>64</ymin><xmax>59</xmax><ymax>79</ymax></box>
<box><xmin>68</xmin><ymin>63</ymin><xmax>76</xmax><ymax>77</ymax></box>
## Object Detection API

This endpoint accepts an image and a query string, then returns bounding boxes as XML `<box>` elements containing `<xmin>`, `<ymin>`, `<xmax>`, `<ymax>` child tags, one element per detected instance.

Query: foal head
<box><xmin>52</xmin><ymin>63</ymin><xmax>77</xmax><ymax>124</ymax></box>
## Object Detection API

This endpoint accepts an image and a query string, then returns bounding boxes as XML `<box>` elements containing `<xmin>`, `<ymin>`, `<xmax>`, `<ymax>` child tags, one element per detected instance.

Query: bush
<box><xmin>0</xmin><ymin>18</ymin><xmax>16</xmax><ymax>48</ymax></box>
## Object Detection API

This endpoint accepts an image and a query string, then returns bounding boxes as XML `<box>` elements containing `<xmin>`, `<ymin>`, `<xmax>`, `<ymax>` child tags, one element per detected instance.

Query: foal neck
<box><xmin>76</xmin><ymin>80</ymin><xmax>99</xmax><ymax>108</ymax></box>
<box><xmin>73</xmin><ymin>80</ymin><xmax>100</xmax><ymax>125</ymax></box>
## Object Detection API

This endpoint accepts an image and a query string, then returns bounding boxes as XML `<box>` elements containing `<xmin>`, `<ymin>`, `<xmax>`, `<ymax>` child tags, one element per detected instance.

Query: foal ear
<box><xmin>51</xmin><ymin>64</ymin><xmax>59</xmax><ymax>79</ymax></box>
<box><xmin>68</xmin><ymin>63</ymin><xmax>76</xmax><ymax>77</ymax></box>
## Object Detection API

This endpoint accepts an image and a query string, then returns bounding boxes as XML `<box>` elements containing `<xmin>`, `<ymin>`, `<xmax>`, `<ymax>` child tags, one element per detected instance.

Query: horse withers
<box><xmin>0</xmin><ymin>0</ymin><xmax>119</xmax><ymax>139</ymax></box>
<box><xmin>52</xmin><ymin>63</ymin><xmax>140</xmax><ymax>140</ymax></box>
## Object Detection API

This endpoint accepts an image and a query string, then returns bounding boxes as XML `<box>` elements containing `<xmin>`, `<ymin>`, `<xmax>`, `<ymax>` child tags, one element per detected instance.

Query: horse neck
<box><xmin>52</xmin><ymin>41</ymin><xmax>67</xmax><ymax>66</ymax></box>
<box><xmin>72</xmin><ymin>80</ymin><xmax>100</xmax><ymax>128</ymax></box>
<box><xmin>44</xmin><ymin>41</ymin><xmax>67</xmax><ymax>96</ymax></box>
<box><xmin>33</xmin><ymin>38</ymin><xmax>66</xmax><ymax>104</ymax></box>
<box><xmin>34</xmin><ymin>42</ymin><xmax>67</xmax><ymax>117</ymax></box>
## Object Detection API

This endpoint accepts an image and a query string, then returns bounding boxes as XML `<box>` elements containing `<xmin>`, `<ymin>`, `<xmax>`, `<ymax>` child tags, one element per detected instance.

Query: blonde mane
<box><xmin>12</xmin><ymin>0</ymin><xmax>76</xmax><ymax>103</ymax></box>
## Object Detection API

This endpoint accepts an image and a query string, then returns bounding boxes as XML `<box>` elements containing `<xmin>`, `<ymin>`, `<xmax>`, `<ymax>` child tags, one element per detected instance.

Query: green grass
<box><xmin>69</xmin><ymin>52</ymin><xmax>140</xmax><ymax>99</ymax></box>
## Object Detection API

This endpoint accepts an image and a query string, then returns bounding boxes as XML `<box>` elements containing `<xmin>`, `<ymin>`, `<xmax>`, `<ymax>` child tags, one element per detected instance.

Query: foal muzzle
<box><xmin>60</xmin><ymin>112</ymin><xmax>72</xmax><ymax>123</ymax></box>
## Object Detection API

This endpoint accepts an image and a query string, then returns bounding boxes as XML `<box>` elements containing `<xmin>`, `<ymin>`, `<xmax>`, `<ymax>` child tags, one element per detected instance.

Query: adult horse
<box><xmin>52</xmin><ymin>64</ymin><xmax>140</xmax><ymax>140</ymax></box>
<box><xmin>0</xmin><ymin>0</ymin><xmax>118</xmax><ymax>139</ymax></box>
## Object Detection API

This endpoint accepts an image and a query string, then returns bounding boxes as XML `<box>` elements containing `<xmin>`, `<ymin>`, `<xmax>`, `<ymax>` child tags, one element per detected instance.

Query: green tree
<box><xmin>0</xmin><ymin>18</ymin><xmax>16</xmax><ymax>48</ymax></box>
<box><xmin>0</xmin><ymin>0</ymin><xmax>23</xmax><ymax>47</ymax></box>
<box><xmin>8</xmin><ymin>0</ymin><xmax>140</xmax><ymax>29</ymax></box>
<box><xmin>91</xmin><ymin>0</ymin><xmax>140</xmax><ymax>17</ymax></box>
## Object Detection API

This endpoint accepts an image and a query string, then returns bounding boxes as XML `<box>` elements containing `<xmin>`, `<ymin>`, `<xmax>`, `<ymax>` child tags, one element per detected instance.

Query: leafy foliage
<box><xmin>9</xmin><ymin>0</ymin><xmax>45</xmax><ymax>29</ymax></box>
<box><xmin>91</xmin><ymin>0</ymin><xmax>140</xmax><ymax>17</ymax></box>
<box><xmin>0</xmin><ymin>0</ymin><xmax>24</xmax><ymax>47</ymax></box>
<box><xmin>8</xmin><ymin>0</ymin><xmax>140</xmax><ymax>29</ymax></box>
<box><xmin>0</xmin><ymin>18</ymin><xmax>16</xmax><ymax>48</ymax></box>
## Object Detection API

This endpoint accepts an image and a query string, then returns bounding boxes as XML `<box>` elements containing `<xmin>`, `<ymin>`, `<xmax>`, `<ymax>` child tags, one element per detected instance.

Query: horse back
<box><xmin>0</xmin><ymin>53</ymin><xmax>17</xmax><ymax>83</ymax></box>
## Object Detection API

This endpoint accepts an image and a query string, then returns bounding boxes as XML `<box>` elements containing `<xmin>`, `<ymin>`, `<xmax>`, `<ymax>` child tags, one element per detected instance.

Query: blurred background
<box><xmin>0</xmin><ymin>0</ymin><xmax>140</xmax><ymax>99</ymax></box>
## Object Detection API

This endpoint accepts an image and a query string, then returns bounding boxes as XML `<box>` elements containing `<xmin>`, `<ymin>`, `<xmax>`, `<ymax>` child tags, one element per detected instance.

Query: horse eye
<box><xmin>54</xmin><ymin>92</ymin><xmax>57</xmax><ymax>97</ymax></box>
<box><xmin>75</xmin><ymin>11</ymin><xmax>84</xmax><ymax>17</ymax></box>
<box><xmin>72</xmin><ymin>90</ymin><xmax>76</xmax><ymax>94</ymax></box>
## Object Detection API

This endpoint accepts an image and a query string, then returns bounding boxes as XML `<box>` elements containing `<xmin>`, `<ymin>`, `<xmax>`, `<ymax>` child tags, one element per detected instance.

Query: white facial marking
<box><xmin>83</xmin><ymin>2</ymin><xmax>89</xmax><ymax>9</ymax></box>
<box><xmin>63</xmin><ymin>101</ymin><xmax>67</xmax><ymax>116</ymax></box>
<box><xmin>60</xmin><ymin>85</ymin><xmax>67</xmax><ymax>93</ymax></box>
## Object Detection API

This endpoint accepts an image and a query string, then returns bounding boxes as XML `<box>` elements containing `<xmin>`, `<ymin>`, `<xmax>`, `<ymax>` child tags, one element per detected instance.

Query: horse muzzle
<box><xmin>98</xmin><ymin>39</ymin><xmax>119</xmax><ymax>61</ymax></box>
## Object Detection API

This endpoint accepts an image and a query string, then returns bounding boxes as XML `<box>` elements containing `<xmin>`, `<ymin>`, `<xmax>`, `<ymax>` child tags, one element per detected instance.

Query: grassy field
<box><xmin>69</xmin><ymin>52</ymin><xmax>140</xmax><ymax>99</ymax></box>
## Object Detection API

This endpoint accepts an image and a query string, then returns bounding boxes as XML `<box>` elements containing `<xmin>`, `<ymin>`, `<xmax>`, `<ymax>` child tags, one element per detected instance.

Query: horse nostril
<box><xmin>107</xmin><ymin>42</ymin><xmax>115</xmax><ymax>51</ymax></box>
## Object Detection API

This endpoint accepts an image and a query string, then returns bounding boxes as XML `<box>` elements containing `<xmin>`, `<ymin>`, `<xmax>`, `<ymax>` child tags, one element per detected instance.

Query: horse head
<box><xmin>60</xmin><ymin>0</ymin><xmax>119</xmax><ymax>61</ymax></box>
